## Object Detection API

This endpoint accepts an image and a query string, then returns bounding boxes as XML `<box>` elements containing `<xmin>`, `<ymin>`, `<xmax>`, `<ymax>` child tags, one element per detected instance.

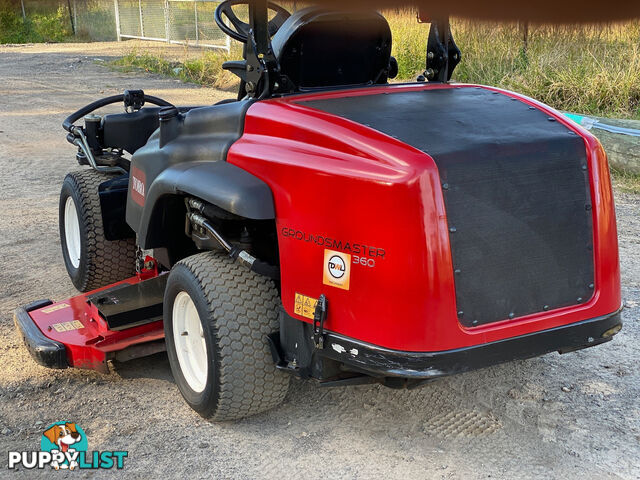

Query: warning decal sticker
<box><xmin>41</xmin><ymin>303</ymin><xmax>70</xmax><ymax>314</ymax></box>
<box><xmin>294</xmin><ymin>293</ymin><xmax>318</xmax><ymax>320</ymax></box>
<box><xmin>323</xmin><ymin>249</ymin><xmax>351</xmax><ymax>290</ymax></box>
<box><xmin>51</xmin><ymin>320</ymin><xmax>84</xmax><ymax>333</ymax></box>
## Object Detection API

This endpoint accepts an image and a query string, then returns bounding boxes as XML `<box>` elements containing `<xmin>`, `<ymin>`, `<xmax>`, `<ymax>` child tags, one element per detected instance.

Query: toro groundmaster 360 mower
<box><xmin>15</xmin><ymin>0</ymin><xmax>622</xmax><ymax>420</ymax></box>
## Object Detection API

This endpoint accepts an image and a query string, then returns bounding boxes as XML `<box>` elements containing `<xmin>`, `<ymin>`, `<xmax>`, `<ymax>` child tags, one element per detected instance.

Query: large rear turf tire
<box><xmin>59</xmin><ymin>170</ymin><xmax>136</xmax><ymax>292</ymax></box>
<box><xmin>164</xmin><ymin>251</ymin><xmax>289</xmax><ymax>420</ymax></box>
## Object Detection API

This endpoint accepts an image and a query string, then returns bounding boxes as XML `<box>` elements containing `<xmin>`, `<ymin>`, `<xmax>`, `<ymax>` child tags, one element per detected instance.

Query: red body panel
<box><xmin>28</xmin><ymin>271</ymin><xmax>164</xmax><ymax>372</ymax></box>
<box><xmin>227</xmin><ymin>83</ymin><xmax>621</xmax><ymax>352</ymax></box>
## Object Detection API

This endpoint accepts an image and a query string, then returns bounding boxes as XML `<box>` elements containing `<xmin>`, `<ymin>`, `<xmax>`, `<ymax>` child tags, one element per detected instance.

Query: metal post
<box><xmin>114</xmin><ymin>0</ymin><xmax>121</xmax><ymax>41</ymax></box>
<box><xmin>138</xmin><ymin>0</ymin><xmax>144</xmax><ymax>37</ymax></box>
<box><xmin>164</xmin><ymin>0</ymin><xmax>170</xmax><ymax>43</ymax></box>
<box><xmin>67</xmin><ymin>0</ymin><xmax>75</xmax><ymax>35</ymax></box>
<box><xmin>20</xmin><ymin>0</ymin><xmax>26</xmax><ymax>21</ymax></box>
<box><xmin>72</xmin><ymin>0</ymin><xmax>77</xmax><ymax>36</ymax></box>
<box><xmin>194</xmin><ymin>1</ymin><xmax>199</xmax><ymax>45</ymax></box>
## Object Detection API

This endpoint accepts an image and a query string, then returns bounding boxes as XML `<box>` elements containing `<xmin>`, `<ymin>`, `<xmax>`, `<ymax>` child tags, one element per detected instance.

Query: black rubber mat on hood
<box><xmin>301</xmin><ymin>87</ymin><xmax>594</xmax><ymax>326</ymax></box>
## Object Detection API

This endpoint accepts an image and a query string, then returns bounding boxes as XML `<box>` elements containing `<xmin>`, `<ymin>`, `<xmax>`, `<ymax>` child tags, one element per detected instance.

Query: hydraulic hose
<box><xmin>188</xmin><ymin>201</ymin><xmax>280</xmax><ymax>281</ymax></box>
<box><xmin>63</xmin><ymin>94</ymin><xmax>173</xmax><ymax>133</ymax></box>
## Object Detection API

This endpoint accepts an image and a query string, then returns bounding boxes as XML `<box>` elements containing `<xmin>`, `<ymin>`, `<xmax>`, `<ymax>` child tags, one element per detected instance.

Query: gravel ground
<box><xmin>0</xmin><ymin>42</ymin><xmax>638</xmax><ymax>479</ymax></box>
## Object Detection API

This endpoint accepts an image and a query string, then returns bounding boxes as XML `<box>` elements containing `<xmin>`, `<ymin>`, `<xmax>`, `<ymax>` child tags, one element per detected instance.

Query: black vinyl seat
<box><xmin>271</xmin><ymin>7</ymin><xmax>393</xmax><ymax>90</ymax></box>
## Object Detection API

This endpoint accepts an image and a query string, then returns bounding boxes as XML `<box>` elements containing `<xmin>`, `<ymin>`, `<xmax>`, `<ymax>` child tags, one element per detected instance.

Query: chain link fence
<box><xmin>11</xmin><ymin>0</ymin><xmax>229</xmax><ymax>49</ymax></box>
<box><xmin>73</xmin><ymin>0</ymin><xmax>118</xmax><ymax>41</ymax></box>
<box><xmin>115</xmin><ymin>0</ymin><xmax>230</xmax><ymax>49</ymax></box>
<box><xmin>113</xmin><ymin>0</ymin><xmax>228</xmax><ymax>49</ymax></box>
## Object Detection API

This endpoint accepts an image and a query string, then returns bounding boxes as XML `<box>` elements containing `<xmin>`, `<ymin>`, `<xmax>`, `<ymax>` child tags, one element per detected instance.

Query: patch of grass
<box><xmin>386</xmin><ymin>11</ymin><xmax>640</xmax><ymax>119</ymax></box>
<box><xmin>0</xmin><ymin>8</ymin><xmax>31</xmax><ymax>43</ymax></box>
<box><xmin>0</xmin><ymin>3</ymin><xmax>72</xmax><ymax>43</ymax></box>
<box><xmin>611</xmin><ymin>169</ymin><xmax>640</xmax><ymax>194</ymax></box>
<box><xmin>110</xmin><ymin>47</ymin><xmax>239</xmax><ymax>90</ymax></box>
<box><xmin>1</xmin><ymin>0</ymin><xmax>116</xmax><ymax>43</ymax></box>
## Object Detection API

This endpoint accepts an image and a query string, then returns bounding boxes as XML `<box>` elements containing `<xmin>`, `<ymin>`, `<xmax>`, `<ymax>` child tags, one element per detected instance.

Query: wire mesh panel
<box><xmin>73</xmin><ymin>0</ymin><xmax>117</xmax><ymax>41</ymax></box>
<box><xmin>12</xmin><ymin>0</ymin><xmax>230</xmax><ymax>48</ymax></box>
<box><xmin>113</xmin><ymin>0</ymin><xmax>228</xmax><ymax>49</ymax></box>
<box><xmin>118</xmin><ymin>0</ymin><xmax>143</xmax><ymax>37</ymax></box>
<box><xmin>21</xmin><ymin>0</ymin><xmax>66</xmax><ymax>15</ymax></box>
<box><xmin>12</xmin><ymin>0</ymin><xmax>115</xmax><ymax>41</ymax></box>
<box><xmin>141</xmin><ymin>0</ymin><xmax>167</xmax><ymax>40</ymax></box>
<box><xmin>168</xmin><ymin>0</ymin><xmax>195</xmax><ymax>43</ymax></box>
<box><xmin>20</xmin><ymin>0</ymin><xmax>74</xmax><ymax>40</ymax></box>
<box><xmin>195</xmin><ymin>0</ymin><xmax>226</xmax><ymax>45</ymax></box>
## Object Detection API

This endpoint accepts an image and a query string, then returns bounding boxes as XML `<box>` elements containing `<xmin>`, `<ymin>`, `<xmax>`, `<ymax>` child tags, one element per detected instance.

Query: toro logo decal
<box><xmin>7</xmin><ymin>421</ymin><xmax>128</xmax><ymax>471</ymax></box>
<box><xmin>323</xmin><ymin>249</ymin><xmax>351</xmax><ymax>290</ymax></box>
<box><xmin>130</xmin><ymin>166</ymin><xmax>146</xmax><ymax>206</ymax></box>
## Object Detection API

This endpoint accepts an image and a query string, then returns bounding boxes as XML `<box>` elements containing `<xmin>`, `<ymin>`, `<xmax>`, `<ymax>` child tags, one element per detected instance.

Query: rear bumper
<box><xmin>319</xmin><ymin>307</ymin><xmax>623</xmax><ymax>379</ymax></box>
<box><xmin>14</xmin><ymin>299</ymin><xmax>68</xmax><ymax>369</ymax></box>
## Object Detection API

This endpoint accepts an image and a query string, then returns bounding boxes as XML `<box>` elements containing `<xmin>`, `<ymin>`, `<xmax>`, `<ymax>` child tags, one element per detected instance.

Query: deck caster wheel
<box><xmin>59</xmin><ymin>170</ymin><xmax>136</xmax><ymax>292</ymax></box>
<box><xmin>164</xmin><ymin>251</ymin><xmax>289</xmax><ymax>420</ymax></box>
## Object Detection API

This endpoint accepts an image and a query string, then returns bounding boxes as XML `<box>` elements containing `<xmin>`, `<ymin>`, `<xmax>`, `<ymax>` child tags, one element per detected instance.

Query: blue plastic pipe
<box><xmin>564</xmin><ymin>113</ymin><xmax>640</xmax><ymax>137</ymax></box>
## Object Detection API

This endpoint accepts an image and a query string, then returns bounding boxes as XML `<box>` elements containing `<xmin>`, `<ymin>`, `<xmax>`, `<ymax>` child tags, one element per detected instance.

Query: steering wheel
<box><xmin>214</xmin><ymin>0</ymin><xmax>291</xmax><ymax>43</ymax></box>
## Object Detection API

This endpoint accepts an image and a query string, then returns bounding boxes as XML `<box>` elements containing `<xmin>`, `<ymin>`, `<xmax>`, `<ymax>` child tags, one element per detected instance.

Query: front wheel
<box><xmin>59</xmin><ymin>170</ymin><xmax>136</xmax><ymax>292</ymax></box>
<box><xmin>164</xmin><ymin>251</ymin><xmax>289</xmax><ymax>420</ymax></box>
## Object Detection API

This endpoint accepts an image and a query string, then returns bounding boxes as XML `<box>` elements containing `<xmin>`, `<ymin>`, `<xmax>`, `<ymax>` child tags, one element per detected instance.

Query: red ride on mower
<box><xmin>15</xmin><ymin>1</ymin><xmax>622</xmax><ymax>421</ymax></box>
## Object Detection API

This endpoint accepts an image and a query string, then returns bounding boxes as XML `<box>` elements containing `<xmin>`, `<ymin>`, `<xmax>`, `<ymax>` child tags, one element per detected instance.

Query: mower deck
<box><xmin>14</xmin><ymin>272</ymin><xmax>166</xmax><ymax>374</ymax></box>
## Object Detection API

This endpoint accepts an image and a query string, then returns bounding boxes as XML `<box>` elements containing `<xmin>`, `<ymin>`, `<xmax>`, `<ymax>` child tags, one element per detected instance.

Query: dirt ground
<box><xmin>0</xmin><ymin>41</ymin><xmax>638</xmax><ymax>479</ymax></box>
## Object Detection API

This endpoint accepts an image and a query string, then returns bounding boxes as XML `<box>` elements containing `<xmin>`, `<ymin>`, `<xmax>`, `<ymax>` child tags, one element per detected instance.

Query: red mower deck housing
<box><xmin>15</xmin><ymin>264</ymin><xmax>164</xmax><ymax>373</ymax></box>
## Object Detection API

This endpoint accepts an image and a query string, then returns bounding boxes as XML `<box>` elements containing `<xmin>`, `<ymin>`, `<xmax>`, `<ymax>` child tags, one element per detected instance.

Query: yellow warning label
<box><xmin>51</xmin><ymin>320</ymin><xmax>84</xmax><ymax>333</ymax></box>
<box><xmin>41</xmin><ymin>303</ymin><xmax>70</xmax><ymax>314</ymax></box>
<box><xmin>294</xmin><ymin>293</ymin><xmax>318</xmax><ymax>320</ymax></box>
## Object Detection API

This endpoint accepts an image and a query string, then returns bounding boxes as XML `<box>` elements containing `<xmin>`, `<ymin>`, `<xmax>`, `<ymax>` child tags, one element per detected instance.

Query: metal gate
<box><xmin>114</xmin><ymin>0</ymin><xmax>230</xmax><ymax>50</ymax></box>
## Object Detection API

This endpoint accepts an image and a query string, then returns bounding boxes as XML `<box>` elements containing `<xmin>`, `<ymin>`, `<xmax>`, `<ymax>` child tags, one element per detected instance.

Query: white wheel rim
<box><xmin>64</xmin><ymin>196</ymin><xmax>81</xmax><ymax>269</ymax></box>
<box><xmin>172</xmin><ymin>291</ymin><xmax>208</xmax><ymax>393</ymax></box>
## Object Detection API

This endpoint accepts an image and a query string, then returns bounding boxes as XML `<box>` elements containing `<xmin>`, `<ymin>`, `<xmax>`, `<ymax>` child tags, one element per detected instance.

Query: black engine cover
<box><xmin>302</xmin><ymin>87</ymin><xmax>594</xmax><ymax>326</ymax></box>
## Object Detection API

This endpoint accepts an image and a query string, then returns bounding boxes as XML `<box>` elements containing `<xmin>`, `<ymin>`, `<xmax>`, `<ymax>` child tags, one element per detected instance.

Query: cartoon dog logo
<box><xmin>42</xmin><ymin>423</ymin><xmax>82</xmax><ymax>470</ymax></box>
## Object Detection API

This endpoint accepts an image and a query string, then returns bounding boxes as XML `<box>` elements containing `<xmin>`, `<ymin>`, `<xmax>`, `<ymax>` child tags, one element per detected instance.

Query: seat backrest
<box><xmin>272</xmin><ymin>8</ymin><xmax>392</xmax><ymax>90</ymax></box>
